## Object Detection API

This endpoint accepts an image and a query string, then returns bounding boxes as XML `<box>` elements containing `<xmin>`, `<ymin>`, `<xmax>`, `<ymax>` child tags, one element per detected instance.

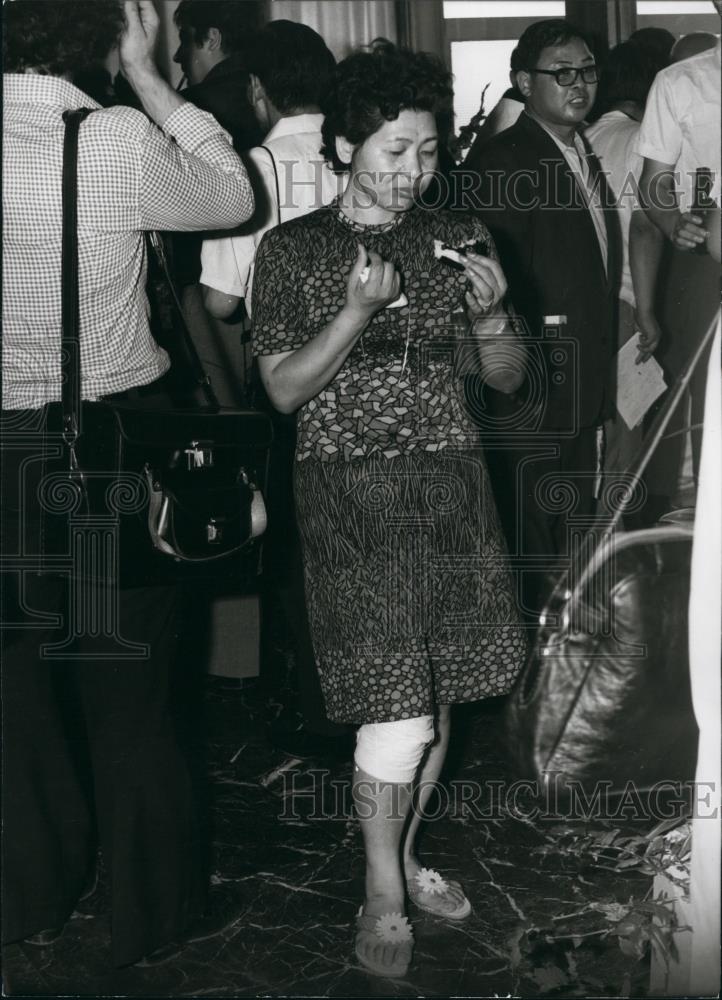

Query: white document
<box><xmin>616</xmin><ymin>334</ymin><xmax>667</xmax><ymax>430</ymax></box>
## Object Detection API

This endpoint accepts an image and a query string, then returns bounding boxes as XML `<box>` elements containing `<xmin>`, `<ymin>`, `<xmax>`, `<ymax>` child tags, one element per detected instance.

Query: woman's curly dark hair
<box><xmin>320</xmin><ymin>40</ymin><xmax>454</xmax><ymax>174</ymax></box>
<box><xmin>3</xmin><ymin>1</ymin><xmax>126</xmax><ymax>76</ymax></box>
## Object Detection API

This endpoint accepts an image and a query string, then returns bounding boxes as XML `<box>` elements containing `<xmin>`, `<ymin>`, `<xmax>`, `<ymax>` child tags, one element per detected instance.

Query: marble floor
<box><xmin>2</xmin><ymin>678</ymin><xmax>659</xmax><ymax>998</ymax></box>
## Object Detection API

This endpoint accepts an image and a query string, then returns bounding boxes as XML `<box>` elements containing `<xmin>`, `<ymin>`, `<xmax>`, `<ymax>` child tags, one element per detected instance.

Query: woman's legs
<box><xmin>354</xmin><ymin>765</ymin><xmax>411</xmax><ymax>915</ymax></box>
<box><xmin>401</xmin><ymin>705</ymin><xmax>468</xmax><ymax>914</ymax></box>
<box><xmin>353</xmin><ymin>716</ymin><xmax>433</xmax><ymax>973</ymax></box>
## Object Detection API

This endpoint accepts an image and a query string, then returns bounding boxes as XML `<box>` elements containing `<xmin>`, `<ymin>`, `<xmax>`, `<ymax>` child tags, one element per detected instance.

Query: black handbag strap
<box><xmin>61</xmin><ymin>109</ymin><xmax>220</xmax><ymax>431</ymax></box>
<box><xmin>61</xmin><ymin>108</ymin><xmax>93</xmax><ymax>449</ymax></box>
<box><xmin>260</xmin><ymin>145</ymin><xmax>281</xmax><ymax>227</ymax></box>
<box><xmin>147</xmin><ymin>231</ymin><xmax>220</xmax><ymax>410</ymax></box>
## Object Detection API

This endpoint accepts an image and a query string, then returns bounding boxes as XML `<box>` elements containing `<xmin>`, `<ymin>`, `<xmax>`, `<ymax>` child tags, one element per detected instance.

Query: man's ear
<box><xmin>516</xmin><ymin>69</ymin><xmax>532</xmax><ymax>100</ymax></box>
<box><xmin>335</xmin><ymin>135</ymin><xmax>355</xmax><ymax>167</ymax></box>
<box><xmin>249</xmin><ymin>73</ymin><xmax>263</xmax><ymax>104</ymax></box>
<box><xmin>205</xmin><ymin>26</ymin><xmax>223</xmax><ymax>53</ymax></box>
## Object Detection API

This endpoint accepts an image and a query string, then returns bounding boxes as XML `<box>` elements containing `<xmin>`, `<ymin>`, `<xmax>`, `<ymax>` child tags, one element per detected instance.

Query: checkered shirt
<box><xmin>2</xmin><ymin>74</ymin><xmax>254</xmax><ymax>409</ymax></box>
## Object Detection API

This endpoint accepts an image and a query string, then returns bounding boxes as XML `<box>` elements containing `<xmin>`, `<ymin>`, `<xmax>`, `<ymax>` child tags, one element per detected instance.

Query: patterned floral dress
<box><xmin>252</xmin><ymin>201</ymin><xmax>527</xmax><ymax>724</ymax></box>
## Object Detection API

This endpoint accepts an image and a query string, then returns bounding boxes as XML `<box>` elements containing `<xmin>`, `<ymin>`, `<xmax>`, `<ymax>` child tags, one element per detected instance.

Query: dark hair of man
<box><xmin>593</xmin><ymin>41</ymin><xmax>666</xmax><ymax>117</ymax></box>
<box><xmin>320</xmin><ymin>39</ymin><xmax>453</xmax><ymax>174</ymax></box>
<box><xmin>510</xmin><ymin>19</ymin><xmax>592</xmax><ymax>74</ymax></box>
<box><xmin>628</xmin><ymin>26</ymin><xmax>675</xmax><ymax>61</ymax></box>
<box><xmin>173</xmin><ymin>0</ymin><xmax>261</xmax><ymax>55</ymax></box>
<box><xmin>3</xmin><ymin>0</ymin><xmax>125</xmax><ymax>76</ymax></box>
<box><xmin>245</xmin><ymin>20</ymin><xmax>336</xmax><ymax>116</ymax></box>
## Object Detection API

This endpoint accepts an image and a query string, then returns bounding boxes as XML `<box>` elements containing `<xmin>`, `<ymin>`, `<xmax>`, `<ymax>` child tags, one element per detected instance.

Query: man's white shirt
<box><xmin>586</xmin><ymin>110</ymin><xmax>643</xmax><ymax>308</ymax></box>
<box><xmin>201</xmin><ymin>113</ymin><xmax>345</xmax><ymax>312</ymax></box>
<box><xmin>637</xmin><ymin>39</ymin><xmax>722</xmax><ymax>212</ymax></box>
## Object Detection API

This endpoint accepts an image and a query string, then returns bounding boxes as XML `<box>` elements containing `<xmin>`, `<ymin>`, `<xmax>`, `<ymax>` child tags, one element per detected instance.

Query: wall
<box><xmin>266</xmin><ymin>0</ymin><xmax>397</xmax><ymax>59</ymax></box>
<box><xmin>149</xmin><ymin>0</ymin><xmax>398</xmax><ymax>79</ymax></box>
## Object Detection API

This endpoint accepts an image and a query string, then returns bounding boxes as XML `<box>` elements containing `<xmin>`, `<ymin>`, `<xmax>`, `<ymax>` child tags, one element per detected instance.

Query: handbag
<box><xmin>61</xmin><ymin>109</ymin><xmax>272</xmax><ymax>583</ymax></box>
<box><xmin>505</xmin><ymin>314</ymin><xmax>717</xmax><ymax>797</ymax></box>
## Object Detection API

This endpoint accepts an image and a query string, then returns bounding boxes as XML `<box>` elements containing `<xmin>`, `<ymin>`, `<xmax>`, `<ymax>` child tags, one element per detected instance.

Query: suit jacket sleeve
<box><xmin>458</xmin><ymin>142</ymin><xmax>538</xmax><ymax>335</ymax></box>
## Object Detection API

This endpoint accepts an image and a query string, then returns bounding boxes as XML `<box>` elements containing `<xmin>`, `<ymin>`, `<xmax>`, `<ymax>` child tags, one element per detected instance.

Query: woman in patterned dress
<box><xmin>252</xmin><ymin>42</ymin><xmax>527</xmax><ymax>979</ymax></box>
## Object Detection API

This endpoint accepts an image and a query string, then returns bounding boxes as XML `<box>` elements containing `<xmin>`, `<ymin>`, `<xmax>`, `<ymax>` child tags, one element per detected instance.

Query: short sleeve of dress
<box><xmin>252</xmin><ymin>225</ymin><xmax>308</xmax><ymax>356</ymax></box>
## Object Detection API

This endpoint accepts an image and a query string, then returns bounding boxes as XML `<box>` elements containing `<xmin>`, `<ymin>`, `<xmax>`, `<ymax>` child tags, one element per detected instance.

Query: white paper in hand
<box><xmin>616</xmin><ymin>334</ymin><xmax>667</xmax><ymax>430</ymax></box>
<box><xmin>358</xmin><ymin>265</ymin><xmax>408</xmax><ymax>308</ymax></box>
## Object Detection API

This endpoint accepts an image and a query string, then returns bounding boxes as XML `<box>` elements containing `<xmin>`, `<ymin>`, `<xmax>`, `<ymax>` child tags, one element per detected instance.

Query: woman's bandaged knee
<box><xmin>354</xmin><ymin>716</ymin><xmax>434</xmax><ymax>783</ymax></box>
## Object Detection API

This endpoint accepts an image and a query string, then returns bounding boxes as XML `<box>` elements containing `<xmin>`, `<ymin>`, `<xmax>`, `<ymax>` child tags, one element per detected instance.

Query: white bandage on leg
<box><xmin>354</xmin><ymin>715</ymin><xmax>435</xmax><ymax>784</ymax></box>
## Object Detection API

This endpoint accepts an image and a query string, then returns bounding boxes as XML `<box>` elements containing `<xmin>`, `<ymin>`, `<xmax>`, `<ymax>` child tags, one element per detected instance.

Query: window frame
<box><xmin>444</xmin><ymin>2</ymin><xmax>572</xmax><ymax>135</ymax></box>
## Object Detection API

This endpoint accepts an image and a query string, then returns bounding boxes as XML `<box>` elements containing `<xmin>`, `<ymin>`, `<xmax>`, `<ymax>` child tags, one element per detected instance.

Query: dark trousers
<box><xmin>645</xmin><ymin>247</ymin><xmax>719</xmax><ymax>499</ymax></box>
<box><xmin>486</xmin><ymin>426</ymin><xmax>598</xmax><ymax>620</ymax></box>
<box><xmin>1</xmin><ymin>406</ymin><xmax>195</xmax><ymax>966</ymax></box>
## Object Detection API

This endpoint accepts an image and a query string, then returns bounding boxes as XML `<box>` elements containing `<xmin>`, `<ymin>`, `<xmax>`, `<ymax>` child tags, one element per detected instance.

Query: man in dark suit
<box><xmin>461</xmin><ymin>19</ymin><xmax>621</xmax><ymax>620</ymax></box>
<box><xmin>173</xmin><ymin>0</ymin><xmax>262</xmax><ymax>153</ymax></box>
<box><xmin>171</xmin><ymin>1</ymin><xmax>262</xmax><ymax>289</ymax></box>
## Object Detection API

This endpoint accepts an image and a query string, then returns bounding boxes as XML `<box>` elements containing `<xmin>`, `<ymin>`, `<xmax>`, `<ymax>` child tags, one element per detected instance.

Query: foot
<box><xmin>355</xmin><ymin>893</ymin><xmax>413</xmax><ymax>979</ymax></box>
<box><xmin>404</xmin><ymin>858</ymin><xmax>471</xmax><ymax>921</ymax></box>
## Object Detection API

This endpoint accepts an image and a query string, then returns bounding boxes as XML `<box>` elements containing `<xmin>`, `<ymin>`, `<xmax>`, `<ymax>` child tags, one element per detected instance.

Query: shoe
<box><xmin>22</xmin><ymin>926</ymin><xmax>65</xmax><ymax>947</ymax></box>
<box><xmin>354</xmin><ymin>906</ymin><xmax>414</xmax><ymax>979</ymax></box>
<box><xmin>407</xmin><ymin>867</ymin><xmax>472</xmax><ymax>922</ymax></box>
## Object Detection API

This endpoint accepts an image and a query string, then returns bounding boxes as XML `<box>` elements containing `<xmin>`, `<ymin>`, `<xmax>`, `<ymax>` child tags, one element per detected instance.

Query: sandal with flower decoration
<box><xmin>354</xmin><ymin>906</ymin><xmax>414</xmax><ymax>979</ymax></box>
<box><xmin>407</xmin><ymin>866</ymin><xmax>472</xmax><ymax>921</ymax></box>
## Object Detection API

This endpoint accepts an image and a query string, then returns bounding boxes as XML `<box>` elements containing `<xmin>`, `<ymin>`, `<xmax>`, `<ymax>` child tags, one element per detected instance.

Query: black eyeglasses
<box><xmin>531</xmin><ymin>65</ymin><xmax>599</xmax><ymax>87</ymax></box>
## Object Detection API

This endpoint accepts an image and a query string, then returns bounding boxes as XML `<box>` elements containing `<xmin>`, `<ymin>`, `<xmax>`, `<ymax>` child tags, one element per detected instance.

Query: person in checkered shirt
<box><xmin>1</xmin><ymin>0</ymin><xmax>253</xmax><ymax>968</ymax></box>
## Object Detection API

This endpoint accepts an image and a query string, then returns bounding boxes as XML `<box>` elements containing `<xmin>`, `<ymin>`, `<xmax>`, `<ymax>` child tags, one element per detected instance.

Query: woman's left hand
<box><xmin>463</xmin><ymin>253</ymin><xmax>507</xmax><ymax>318</ymax></box>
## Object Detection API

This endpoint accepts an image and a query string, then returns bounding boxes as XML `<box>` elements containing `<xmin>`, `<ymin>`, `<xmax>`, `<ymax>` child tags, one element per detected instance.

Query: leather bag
<box><xmin>506</xmin><ymin>313</ymin><xmax>717</xmax><ymax>795</ymax></box>
<box><xmin>61</xmin><ymin>109</ymin><xmax>272</xmax><ymax>583</ymax></box>
<box><xmin>506</xmin><ymin>525</ymin><xmax>698</xmax><ymax>794</ymax></box>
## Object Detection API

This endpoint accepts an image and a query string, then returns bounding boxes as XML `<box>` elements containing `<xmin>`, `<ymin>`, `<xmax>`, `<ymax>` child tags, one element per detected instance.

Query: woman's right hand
<box><xmin>345</xmin><ymin>243</ymin><xmax>401</xmax><ymax>319</ymax></box>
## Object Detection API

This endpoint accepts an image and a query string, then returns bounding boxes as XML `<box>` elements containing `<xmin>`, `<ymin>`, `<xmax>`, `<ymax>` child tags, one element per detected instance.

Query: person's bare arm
<box><xmin>202</xmin><ymin>285</ymin><xmax>241</xmax><ymax>320</ymax></box>
<box><xmin>637</xmin><ymin>156</ymin><xmax>709</xmax><ymax>251</ymax></box>
<box><xmin>629</xmin><ymin>207</ymin><xmax>665</xmax><ymax>363</ymax></box>
<box><xmin>257</xmin><ymin>245</ymin><xmax>401</xmax><ymax>414</ymax></box>
<box><xmin>460</xmin><ymin>252</ymin><xmax>526</xmax><ymax>394</ymax></box>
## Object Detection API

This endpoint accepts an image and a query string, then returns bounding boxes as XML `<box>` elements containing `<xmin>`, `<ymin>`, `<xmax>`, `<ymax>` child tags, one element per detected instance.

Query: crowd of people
<box><xmin>2</xmin><ymin>0</ymin><xmax>720</xmax><ymax>984</ymax></box>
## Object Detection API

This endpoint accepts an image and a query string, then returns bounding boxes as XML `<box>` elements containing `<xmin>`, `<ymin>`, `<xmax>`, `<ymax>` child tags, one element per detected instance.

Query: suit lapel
<box><xmin>518</xmin><ymin>114</ymin><xmax>613</xmax><ymax>288</ymax></box>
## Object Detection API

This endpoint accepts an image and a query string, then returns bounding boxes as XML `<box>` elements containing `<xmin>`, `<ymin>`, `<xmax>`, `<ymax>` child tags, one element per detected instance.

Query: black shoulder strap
<box><xmin>147</xmin><ymin>232</ymin><xmax>220</xmax><ymax>410</ymax></box>
<box><xmin>261</xmin><ymin>144</ymin><xmax>281</xmax><ymax>226</ymax></box>
<box><xmin>61</xmin><ymin>108</ymin><xmax>93</xmax><ymax>447</ymax></box>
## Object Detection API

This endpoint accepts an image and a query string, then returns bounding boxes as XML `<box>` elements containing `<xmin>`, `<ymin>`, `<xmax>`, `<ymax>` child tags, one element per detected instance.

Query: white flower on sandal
<box><xmin>374</xmin><ymin>912</ymin><xmax>413</xmax><ymax>944</ymax></box>
<box><xmin>414</xmin><ymin>867</ymin><xmax>449</xmax><ymax>896</ymax></box>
